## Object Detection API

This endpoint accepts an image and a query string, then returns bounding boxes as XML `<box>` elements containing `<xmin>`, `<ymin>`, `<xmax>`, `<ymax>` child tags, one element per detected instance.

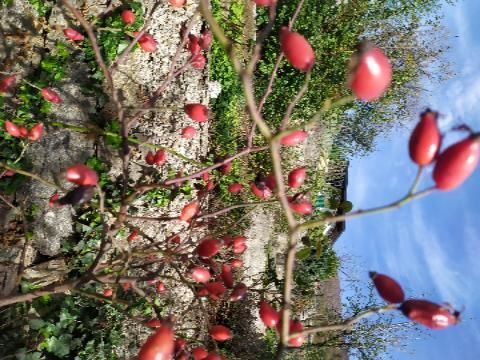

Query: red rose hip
<box><xmin>288</xmin><ymin>167</ymin><xmax>306</xmax><ymax>188</ymax></box>
<box><xmin>185</xmin><ymin>103</ymin><xmax>208</xmax><ymax>122</ymax></box>
<box><xmin>409</xmin><ymin>110</ymin><xmax>441</xmax><ymax>165</ymax></box>
<box><xmin>349</xmin><ymin>45</ymin><xmax>392</xmax><ymax>101</ymax></box>
<box><xmin>433</xmin><ymin>134</ymin><xmax>480</xmax><ymax>190</ymax></box>
<box><xmin>369</xmin><ymin>271</ymin><xmax>405</xmax><ymax>304</ymax></box>
<box><xmin>280</xmin><ymin>27</ymin><xmax>315</xmax><ymax>72</ymax></box>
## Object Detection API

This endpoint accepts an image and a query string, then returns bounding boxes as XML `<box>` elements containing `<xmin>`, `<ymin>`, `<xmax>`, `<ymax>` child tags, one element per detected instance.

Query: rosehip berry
<box><xmin>127</xmin><ymin>228</ymin><xmax>139</xmax><ymax>241</ymax></box>
<box><xmin>103</xmin><ymin>288</ymin><xmax>113</xmax><ymax>297</ymax></box>
<box><xmin>220</xmin><ymin>264</ymin><xmax>234</xmax><ymax>289</ymax></box>
<box><xmin>219</xmin><ymin>161</ymin><xmax>233</xmax><ymax>175</ymax></box>
<box><xmin>288</xmin><ymin>320</ymin><xmax>305</xmax><ymax>347</ymax></box>
<box><xmin>65</xmin><ymin>164</ymin><xmax>98</xmax><ymax>186</ymax></box>
<box><xmin>280</xmin><ymin>130</ymin><xmax>308</xmax><ymax>146</ymax></box>
<box><xmin>19</xmin><ymin>127</ymin><xmax>28</xmax><ymax>137</ymax></box>
<box><xmin>48</xmin><ymin>192</ymin><xmax>61</xmax><ymax>207</ymax></box>
<box><xmin>4</xmin><ymin>121</ymin><xmax>21</xmax><ymax>137</ymax></box>
<box><xmin>252</xmin><ymin>0</ymin><xmax>276</xmax><ymax>6</ymax></box>
<box><xmin>230</xmin><ymin>259</ymin><xmax>243</xmax><ymax>268</ymax></box>
<box><xmin>280</xmin><ymin>27</ymin><xmax>315</xmax><ymax>72</ymax></box>
<box><xmin>228</xmin><ymin>183</ymin><xmax>243</xmax><ymax>194</ymax></box>
<box><xmin>192</xmin><ymin>346</ymin><xmax>209</xmax><ymax>360</ymax></box>
<box><xmin>0</xmin><ymin>75</ymin><xmax>16</xmax><ymax>93</ymax></box>
<box><xmin>121</xmin><ymin>9</ymin><xmax>136</xmax><ymax>25</ymax></box>
<box><xmin>230</xmin><ymin>283</ymin><xmax>247</xmax><ymax>302</ymax></box>
<box><xmin>3</xmin><ymin>170</ymin><xmax>15</xmax><ymax>177</ymax></box>
<box><xmin>28</xmin><ymin>123</ymin><xmax>44</xmax><ymax>141</ymax></box>
<box><xmin>349</xmin><ymin>45</ymin><xmax>392</xmax><ymax>101</ymax></box>
<box><xmin>145</xmin><ymin>151</ymin><xmax>155</xmax><ymax>165</ymax></box>
<box><xmin>156</xmin><ymin>282</ymin><xmax>166</xmax><ymax>293</ymax></box>
<box><xmin>288</xmin><ymin>167</ymin><xmax>306</xmax><ymax>188</ymax></box>
<box><xmin>181</xmin><ymin>125</ymin><xmax>196</xmax><ymax>139</ymax></box>
<box><xmin>185</xmin><ymin>103</ymin><xmax>209</xmax><ymax>122</ymax></box>
<box><xmin>259</xmin><ymin>301</ymin><xmax>279</xmax><ymax>328</ymax></box>
<box><xmin>188</xmin><ymin>34</ymin><xmax>201</xmax><ymax>55</ymax></box>
<box><xmin>134</xmin><ymin>32</ymin><xmax>157</xmax><ymax>53</ymax></box>
<box><xmin>250</xmin><ymin>182</ymin><xmax>273</xmax><ymax>199</ymax></box>
<box><xmin>138</xmin><ymin>325</ymin><xmax>175</xmax><ymax>360</ymax></box>
<box><xmin>191</xmin><ymin>54</ymin><xmax>206</xmax><ymax>69</ymax></box>
<box><xmin>63</xmin><ymin>28</ymin><xmax>84</xmax><ymax>41</ymax></box>
<box><xmin>196</xmin><ymin>286</ymin><xmax>209</xmax><ymax>297</ymax></box>
<box><xmin>205</xmin><ymin>281</ymin><xmax>226</xmax><ymax>300</ymax></box>
<box><xmin>197</xmin><ymin>238</ymin><xmax>221</xmax><ymax>258</ymax></box>
<box><xmin>199</xmin><ymin>29</ymin><xmax>212</xmax><ymax>49</ymax></box>
<box><xmin>169</xmin><ymin>0</ymin><xmax>186</xmax><ymax>7</ymax></box>
<box><xmin>180</xmin><ymin>201</ymin><xmax>200</xmax><ymax>221</ymax></box>
<box><xmin>153</xmin><ymin>149</ymin><xmax>166</xmax><ymax>166</ymax></box>
<box><xmin>409</xmin><ymin>110</ymin><xmax>441</xmax><ymax>165</ymax></box>
<box><xmin>41</xmin><ymin>88</ymin><xmax>62</xmax><ymax>103</ymax></box>
<box><xmin>209</xmin><ymin>325</ymin><xmax>232</xmax><ymax>342</ymax></box>
<box><xmin>432</xmin><ymin>134</ymin><xmax>480</xmax><ymax>190</ymax></box>
<box><xmin>175</xmin><ymin>338</ymin><xmax>187</xmax><ymax>351</ymax></box>
<box><xmin>122</xmin><ymin>282</ymin><xmax>131</xmax><ymax>291</ymax></box>
<box><xmin>191</xmin><ymin>266</ymin><xmax>211</xmax><ymax>283</ymax></box>
<box><xmin>288</xmin><ymin>198</ymin><xmax>313</xmax><ymax>215</ymax></box>
<box><xmin>400</xmin><ymin>300</ymin><xmax>460</xmax><ymax>329</ymax></box>
<box><xmin>369</xmin><ymin>271</ymin><xmax>405</xmax><ymax>304</ymax></box>
<box><xmin>232</xmin><ymin>236</ymin><xmax>247</xmax><ymax>254</ymax></box>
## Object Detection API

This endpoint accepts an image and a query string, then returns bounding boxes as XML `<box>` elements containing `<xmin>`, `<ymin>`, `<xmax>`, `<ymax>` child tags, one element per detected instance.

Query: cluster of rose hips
<box><xmin>409</xmin><ymin>109</ymin><xmax>480</xmax><ymax>191</ymax></box>
<box><xmin>370</xmin><ymin>272</ymin><xmax>460</xmax><ymax>329</ymax></box>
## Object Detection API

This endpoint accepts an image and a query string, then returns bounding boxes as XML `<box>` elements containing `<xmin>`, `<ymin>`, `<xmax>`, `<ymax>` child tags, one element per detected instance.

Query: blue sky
<box><xmin>336</xmin><ymin>0</ymin><xmax>480</xmax><ymax>358</ymax></box>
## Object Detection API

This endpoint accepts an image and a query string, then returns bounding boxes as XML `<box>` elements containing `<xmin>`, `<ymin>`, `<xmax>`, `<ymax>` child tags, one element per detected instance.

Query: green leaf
<box><xmin>296</xmin><ymin>247</ymin><xmax>311</xmax><ymax>260</ymax></box>
<box><xmin>340</xmin><ymin>200</ymin><xmax>353</xmax><ymax>213</ymax></box>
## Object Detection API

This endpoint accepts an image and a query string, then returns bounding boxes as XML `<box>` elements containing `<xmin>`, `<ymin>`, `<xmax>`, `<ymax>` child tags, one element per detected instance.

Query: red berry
<box><xmin>197</xmin><ymin>238</ymin><xmax>221</xmax><ymax>258</ymax></box>
<box><xmin>209</xmin><ymin>325</ymin><xmax>232</xmax><ymax>342</ymax></box>
<box><xmin>230</xmin><ymin>283</ymin><xmax>247</xmax><ymax>302</ymax></box>
<box><xmin>0</xmin><ymin>75</ymin><xmax>16</xmax><ymax>93</ymax></box>
<box><xmin>19</xmin><ymin>127</ymin><xmax>28</xmax><ymax>137</ymax></box>
<box><xmin>400</xmin><ymin>300</ymin><xmax>460</xmax><ymax>329</ymax></box>
<box><xmin>349</xmin><ymin>45</ymin><xmax>392</xmax><ymax>101</ymax></box>
<box><xmin>288</xmin><ymin>167</ymin><xmax>306</xmax><ymax>188</ymax></box>
<box><xmin>232</xmin><ymin>236</ymin><xmax>247</xmax><ymax>254</ymax></box>
<box><xmin>288</xmin><ymin>198</ymin><xmax>313</xmax><ymax>215</ymax></box>
<box><xmin>250</xmin><ymin>182</ymin><xmax>272</xmax><ymax>199</ymax></box>
<box><xmin>369</xmin><ymin>272</ymin><xmax>405</xmax><ymax>304</ymax></box>
<box><xmin>153</xmin><ymin>149</ymin><xmax>167</xmax><ymax>166</ymax></box>
<box><xmin>191</xmin><ymin>266</ymin><xmax>211</xmax><ymax>283</ymax></box>
<box><xmin>134</xmin><ymin>32</ymin><xmax>157</xmax><ymax>53</ymax></box>
<box><xmin>145</xmin><ymin>151</ymin><xmax>155</xmax><ymax>165</ymax></box>
<box><xmin>409</xmin><ymin>110</ymin><xmax>441</xmax><ymax>165</ymax></box>
<box><xmin>180</xmin><ymin>201</ymin><xmax>200</xmax><ymax>221</ymax></box>
<box><xmin>122</xmin><ymin>282</ymin><xmax>131</xmax><ymax>291</ymax></box>
<box><xmin>48</xmin><ymin>192</ymin><xmax>60</xmax><ymax>207</ymax></box>
<box><xmin>146</xmin><ymin>318</ymin><xmax>162</xmax><ymax>328</ymax></box>
<box><xmin>265</xmin><ymin>173</ymin><xmax>277</xmax><ymax>191</ymax></box>
<box><xmin>65</xmin><ymin>164</ymin><xmax>98</xmax><ymax>186</ymax></box>
<box><xmin>188</xmin><ymin>34</ymin><xmax>201</xmax><ymax>55</ymax></box>
<box><xmin>259</xmin><ymin>301</ymin><xmax>279</xmax><ymax>328</ymax></box>
<box><xmin>280</xmin><ymin>130</ymin><xmax>308</xmax><ymax>146</ymax></box>
<box><xmin>181</xmin><ymin>126</ymin><xmax>196</xmax><ymax>139</ymax></box>
<box><xmin>228</xmin><ymin>183</ymin><xmax>243</xmax><ymax>194</ymax></box>
<box><xmin>288</xmin><ymin>320</ymin><xmax>305</xmax><ymax>347</ymax></box>
<box><xmin>199</xmin><ymin>30</ymin><xmax>212</xmax><ymax>49</ymax></box>
<box><xmin>205</xmin><ymin>281</ymin><xmax>226</xmax><ymax>300</ymax></box>
<box><xmin>4</xmin><ymin>121</ymin><xmax>21</xmax><ymax>137</ymax></box>
<box><xmin>63</xmin><ymin>28</ymin><xmax>84</xmax><ymax>41</ymax></box>
<box><xmin>28</xmin><ymin>123</ymin><xmax>44</xmax><ymax>141</ymax></box>
<box><xmin>196</xmin><ymin>286</ymin><xmax>209</xmax><ymax>297</ymax></box>
<box><xmin>432</xmin><ymin>135</ymin><xmax>480</xmax><ymax>190</ymax></box>
<box><xmin>41</xmin><ymin>88</ymin><xmax>62</xmax><ymax>103</ymax></box>
<box><xmin>192</xmin><ymin>347</ymin><xmax>209</xmax><ymax>360</ymax></box>
<box><xmin>103</xmin><ymin>288</ymin><xmax>113</xmax><ymax>297</ymax></box>
<box><xmin>185</xmin><ymin>104</ymin><xmax>208</xmax><ymax>122</ymax></box>
<box><xmin>121</xmin><ymin>9</ymin><xmax>136</xmax><ymax>25</ymax></box>
<box><xmin>230</xmin><ymin>259</ymin><xmax>243</xmax><ymax>268</ymax></box>
<box><xmin>175</xmin><ymin>338</ymin><xmax>187</xmax><ymax>351</ymax></box>
<box><xmin>127</xmin><ymin>228</ymin><xmax>139</xmax><ymax>241</ymax></box>
<box><xmin>220</xmin><ymin>264</ymin><xmax>234</xmax><ymax>289</ymax></box>
<box><xmin>156</xmin><ymin>282</ymin><xmax>166</xmax><ymax>293</ymax></box>
<box><xmin>191</xmin><ymin>54</ymin><xmax>206</xmax><ymax>69</ymax></box>
<box><xmin>169</xmin><ymin>0</ymin><xmax>186</xmax><ymax>7</ymax></box>
<box><xmin>219</xmin><ymin>161</ymin><xmax>232</xmax><ymax>175</ymax></box>
<box><xmin>138</xmin><ymin>325</ymin><xmax>175</xmax><ymax>360</ymax></box>
<box><xmin>280</xmin><ymin>27</ymin><xmax>315</xmax><ymax>72</ymax></box>
<box><xmin>3</xmin><ymin>170</ymin><xmax>15</xmax><ymax>177</ymax></box>
<box><xmin>252</xmin><ymin>0</ymin><xmax>276</xmax><ymax>6</ymax></box>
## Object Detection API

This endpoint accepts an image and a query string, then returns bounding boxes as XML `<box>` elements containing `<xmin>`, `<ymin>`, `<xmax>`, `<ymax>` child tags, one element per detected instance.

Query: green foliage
<box><xmin>1</xmin><ymin>295</ymin><xmax>126</xmax><ymax>359</ymax></box>
<box><xmin>27</xmin><ymin>0</ymin><xmax>51</xmax><ymax>17</ymax></box>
